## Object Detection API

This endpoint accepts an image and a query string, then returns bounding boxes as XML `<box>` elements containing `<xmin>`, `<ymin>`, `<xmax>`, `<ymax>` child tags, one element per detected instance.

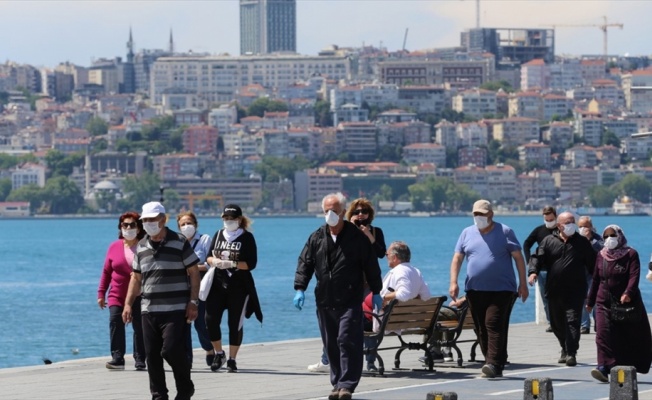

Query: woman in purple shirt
<box><xmin>97</xmin><ymin>211</ymin><xmax>146</xmax><ymax>370</ymax></box>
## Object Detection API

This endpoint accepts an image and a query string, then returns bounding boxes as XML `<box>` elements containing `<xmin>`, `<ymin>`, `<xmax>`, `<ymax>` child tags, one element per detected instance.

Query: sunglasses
<box><xmin>121</xmin><ymin>222</ymin><xmax>137</xmax><ymax>228</ymax></box>
<box><xmin>352</xmin><ymin>209</ymin><xmax>369</xmax><ymax>216</ymax></box>
<box><xmin>603</xmin><ymin>234</ymin><xmax>617</xmax><ymax>239</ymax></box>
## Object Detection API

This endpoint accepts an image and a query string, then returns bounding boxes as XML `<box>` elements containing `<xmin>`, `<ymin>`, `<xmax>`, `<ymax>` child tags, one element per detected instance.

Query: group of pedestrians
<box><xmin>97</xmin><ymin>195</ymin><xmax>652</xmax><ymax>400</ymax></box>
<box><xmin>97</xmin><ymin>201</ymin><xmax>261</xmax><ymax>400</ymax></box>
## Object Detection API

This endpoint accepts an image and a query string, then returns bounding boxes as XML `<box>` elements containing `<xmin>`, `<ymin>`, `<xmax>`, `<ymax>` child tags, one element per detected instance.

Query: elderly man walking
<box><xmin>123</xmin><ymin>201</ymin><xmax>201</xmax><ymax>400</ymax></box>
<box><xmin>529</xmin><ymin>211</ymin><xmax>596</xmax><ymax>367</ymax></box>
<box><xmin>293</xmin><ymin>192</ymin><xmax>382</xmax><ymax>400</ymax></box>
<box><xmin>449</xmin><ymin>199</ymin><xmax>529</xmax><ymax>379</ymax></box>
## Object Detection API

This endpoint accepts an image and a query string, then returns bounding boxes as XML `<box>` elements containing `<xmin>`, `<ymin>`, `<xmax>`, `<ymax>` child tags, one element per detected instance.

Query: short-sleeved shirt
<box><xmin>133</xmin><ymin>228</ymin><xmax>200</xmax><ymax>313</ymax></box>
<box><xmin>454</xmin><ymin>222</ymin><xmax>521</xmax><ymax>292</ymax></box>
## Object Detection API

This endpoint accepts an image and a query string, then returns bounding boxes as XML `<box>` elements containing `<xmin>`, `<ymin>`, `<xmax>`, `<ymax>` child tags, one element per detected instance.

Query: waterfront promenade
<box><xmin>2</xmin><ymin>321</ymin><xmax>652</xmax><ymax>400</ymax></box>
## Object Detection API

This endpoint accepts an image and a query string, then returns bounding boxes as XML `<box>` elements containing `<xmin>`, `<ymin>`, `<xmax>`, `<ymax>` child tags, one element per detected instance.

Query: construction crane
<box><xmin>544</xmin><ymin>16</ymin><xmax>623</xmax><ymax>64</ymax></box>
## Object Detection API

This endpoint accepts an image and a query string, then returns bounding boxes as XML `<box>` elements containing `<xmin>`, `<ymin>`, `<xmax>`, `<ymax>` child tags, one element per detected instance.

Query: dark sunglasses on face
<box><xmin>121</xmin><ymin>222</ymin><xmax>137</xmax><ymax>228</ymax></box>
<box><xmin>352</xmin><ymin>209</ymin><xmax>369</xmax><ymax>216</ymax></box>
<box><xmin>603</xmin><ymin>234</ymin><xmax>617</xmax><ymax>239</ymax></box>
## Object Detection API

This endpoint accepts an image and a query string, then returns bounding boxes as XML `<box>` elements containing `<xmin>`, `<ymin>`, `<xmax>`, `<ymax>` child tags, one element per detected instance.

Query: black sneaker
<box><xmin>206</xmin><ymin>352</ymin><xmax>215</xmax><ymax>367</ymax></box>
<box><xmin>565</xmin><ymin>355</ymin><xmax>577</xmax><ymax>367</ymax></box>
<box><xmin>211</xmin><ymin>352</ymin><xmax>226</xmax><ymax>372</ymax></box>
<box><xmin>227</xmin><ymin>358</ymin><xmax>237</xmax><ymax>373</ymax></box>
<box><xmin>106</xmin><ymin>359</ymin><xmax>125</xmax><ymax>370</ymax></box>
<box><xmin>580</xmin><ymin>327</ymin><xmax>590</xmax><ymax>334</ymax></box>
<box><xmin>591</xmin><ymin>366</ymin><xmax>609</xmax><ymax>382</ymax></box>
<box><xmin>481</xmin><ymin>363</ymin><xmax>502</xmax><ymax>378</ymax></box>
<box><xmin>135</xmin><ymin>361</ymin><xmax>146</xmax><ymax>371</ymax></box>
<box><xmin>546</xmin><ymin>325</ymin><xmax>553</xmax><ymax>333</ymax></box>
<box><xmin>558</xmin><ymin>350</ymin><xmax>567</xmax><ymax>364</ymax></box>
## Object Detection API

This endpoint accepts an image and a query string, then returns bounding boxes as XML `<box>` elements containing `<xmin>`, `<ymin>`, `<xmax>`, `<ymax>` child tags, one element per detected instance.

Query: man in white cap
<box><xmin>449</xmin><ymin>199</ymin><xmax>529</xmax><ymax>379</ymax></box>
<box><xmin>123</xmin><ymin>201</ymin><xmax>201</xmax><ymax>400</ymax></box>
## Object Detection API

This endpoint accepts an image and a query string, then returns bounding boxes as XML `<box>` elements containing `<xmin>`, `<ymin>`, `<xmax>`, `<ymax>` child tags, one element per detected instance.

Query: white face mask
<box><xmin>223</xmin><ymin>220</ymin><xmax>239</xmax><ymax>232</ymax></box>
<box><xmin>325</xmin><ymin>210</ymin><xmax>340</xmax><ymax>227</ymax></box>
<box><xmin>122</xmin><ymin>228</ymin><xmax>138</xmax><ymax>241</ymax></box>
<box><xmin>143</xmin><ymin>221</ymin><xmax>162</xmax><ymax>237</ymax></box>
<box><xmin>562</xmin><ymin>223</ymin><xmax>577</xmax><ymax>236</ymax></box>
<box><xmin>474</xmin><ymin>215</ymin><xmax>490</xmax><ymax>230</ymax></box>
<box><xmin>180</xmin><ymin>225</ymin><xmax>196</xmax><ymax>238</ymax></box>
<box><xmin>544</xmin><ymin>219</ymin><xmax>557</xmax><ymax>229</ymax></box>
<box><xmin>579</xmin><ymin>227</ymin><xmax>590</xmax><ymax>237</ymax></box>
<box><xmin>604</xmin><ymin>236</ymin><xmax>619</xmax><ymax>250</ymax></box>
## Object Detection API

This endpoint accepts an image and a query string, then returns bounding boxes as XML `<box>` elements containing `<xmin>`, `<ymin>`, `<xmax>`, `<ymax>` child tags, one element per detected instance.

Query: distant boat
<box><xmin>408</xmin><ymin>211</ymin><xmax>432</xmax><ymax>217</ymax></box>
<box><xmin>611</xmin><ymin>196</ymin><xmax>650</xmax><ymax>216</ymax></box>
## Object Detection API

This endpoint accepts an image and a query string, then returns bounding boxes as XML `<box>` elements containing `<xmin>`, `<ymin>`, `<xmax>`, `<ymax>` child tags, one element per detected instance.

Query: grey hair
<box><xmin>321</xmin><ymin>192</ymin><xmax>346</xmax><ymax>211</ymax></box>
<box><xmin>389</xmin><ymin>241</ymin><xmax>411</xmax><ymax>263</ymax></box>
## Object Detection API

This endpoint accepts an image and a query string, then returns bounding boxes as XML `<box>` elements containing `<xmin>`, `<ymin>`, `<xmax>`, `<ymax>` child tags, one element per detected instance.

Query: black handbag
<box><xmin>602</xmin><ymin>258</ymin><xmax>641</xmax><ymax>323</ymax></box>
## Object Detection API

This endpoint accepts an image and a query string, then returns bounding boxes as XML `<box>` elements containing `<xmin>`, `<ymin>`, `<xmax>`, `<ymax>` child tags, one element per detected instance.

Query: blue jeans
<box><xmin>538</xmin><ymin>270</ymin><xmax>550</xmax><ymax>323</ymax></box>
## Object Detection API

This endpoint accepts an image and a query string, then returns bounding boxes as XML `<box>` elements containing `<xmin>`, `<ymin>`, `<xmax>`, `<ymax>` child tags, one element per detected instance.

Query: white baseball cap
<box><xmin>140</xmin><ymin>201</ymin><xmax>166</xmax><ymax>219</ymax></box>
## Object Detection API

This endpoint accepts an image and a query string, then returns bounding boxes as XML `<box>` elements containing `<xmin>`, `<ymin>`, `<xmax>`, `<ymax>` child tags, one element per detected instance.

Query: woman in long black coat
<box><xmin>586</xmin><ymin>224</ymin><xmax>652</xmax><ymax>382</ymax></box>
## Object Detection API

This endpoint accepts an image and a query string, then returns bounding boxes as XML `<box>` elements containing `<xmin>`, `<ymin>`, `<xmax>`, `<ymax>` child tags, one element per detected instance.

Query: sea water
<box><xmin>1</xmin><ymin>215</ymin><xmax>651</xmax><ymax>368</ymax></box>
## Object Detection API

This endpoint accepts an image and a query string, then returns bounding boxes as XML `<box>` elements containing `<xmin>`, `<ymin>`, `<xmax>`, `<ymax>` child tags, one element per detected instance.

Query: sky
<box><xmin>1</xmin><ymin>0</ymin><xmax>650</xmax><ymax>68</ymax></box>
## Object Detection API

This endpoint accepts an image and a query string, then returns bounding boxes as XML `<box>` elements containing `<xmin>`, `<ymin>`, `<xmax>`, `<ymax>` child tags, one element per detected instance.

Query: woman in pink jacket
<box><xmin>97</xmin><ymin>211</ymin><xmax>146</xmax><ymax>370</ymax></box>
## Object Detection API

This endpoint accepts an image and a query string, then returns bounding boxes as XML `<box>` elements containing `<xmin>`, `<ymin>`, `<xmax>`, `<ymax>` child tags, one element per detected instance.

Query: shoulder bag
<box><xmin>603</xmin><ymin>258</ymin><xmax>640</xmax><ymax>323</ymax></box>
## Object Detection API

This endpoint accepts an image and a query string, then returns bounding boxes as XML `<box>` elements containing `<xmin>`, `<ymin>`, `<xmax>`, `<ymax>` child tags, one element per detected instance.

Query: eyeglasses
<box><xmin>352</xmin><ymin>209</ymin><xmax>369</xmax><ymax>216</ymax></box>
<box><xmin>603</xmin><ymin>234</ymin><xmax>617</xmax><ymax>239</ymax></box>
<box><xmin>121</xmin><ymin>222</ymin><xmax>136</xmax><ymax>228</ymax></box>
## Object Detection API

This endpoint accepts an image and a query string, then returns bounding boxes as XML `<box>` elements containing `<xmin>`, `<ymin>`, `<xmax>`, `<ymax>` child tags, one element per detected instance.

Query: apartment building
<box><xmin>553</xmin><ymin>167</ymin><xmax>598</xmax><ymax>201</ymax></box>
<box><xmin>182</xmin><ymin>125</ymin><xmax>218</xmax><ymax>155</ymax></box>
<box><xmin>492</xmin><ymin>117</ymin><xmax>539</xmax><ymax>147</ymax></box>
<box><xmin>520</xmin><ymin>59</ymin><xmax>550</xmax><ymax>90</ymax></box>
<box><xmin>517</xmin><ymin>170</ymin><xmax>556</xmax><ymax>202</ymax></box>
<box><xmin>508</xmin><ymin>91</ymin><xmax>542</xmax><ymax>120</ymax></box>
<box><xmin>163</xmin><ymin>175</ymin><xmax>263</xmax><ymax>209</ymax></box>
<box><xmin>330</xmin><ymin>85</ymin><xmax>363</xmax><ymax>110</ymax></box>
<box><xmin>11</xmin><ymin>163</ymin><xmax>46</xmax><ymax>190</ymax></box>
<box><xmin>294</xmin><ymin>168</ymin><xmax>343</xmax><ymax>211</ymax></box>
<box><xmin>621</xmin><ymin>69</ymin><xmax>652</xmax><ymax>113</ymax></box>
<box><xmin>622</xmin><ymin>136</ymin><xmax>652</xmax><ymax>160</ymax></box>
<box><xmin>240</xmin><ymin>0</ymin><xmax>296</xmax><ymax>55</ymax></box>
<box><xmin>458</xmin><ymin>146</ymin><xmax>487</xmax><ymax>167</ymax></box>
<box><xmin>518</xmin><ymin>142</ymin><xmax>551</xmax><ymax>170</ymax></box>
<box><xmin>153</xmin><ymin>154</ymin><xmax>201</xmax><ymax>180</ymax></box>
<box><xmin>542</xmin><ymin>94</ymin><xmax>573</xmax><ymax>121</ymax></box>
<box><xmin>565</xmin><ymin>145</ymin><xmax>598</xmax><ymax>168</ymax></box>
<box><xmin>580</xmin><ymin>59</ymin><xmax>606</xmax><ymax>85</ymax></box>
<box><xmin>402</xmin><ymin>143</ymin><xmax>446</xmax><ymax>166</ymax></box>
<box><xmin>596</xmin><ymin>145</ymin><xmax>620</xmax><ymax>168</ymax></box>
<box><xmin>435</xmin><ymin>120</ymin><xmax>458</xmax><ymax>150</ymax></box>
<box><xmin>453</xmin><ymin>164</ymin><xmax>488</xmax><ymax>198</ymax></box>
<box><xmin>452</xmin><ymin>89</ymin><xmax>497</xmax><ymax>119</ymax></box>
<box><xmin>377</xmin><ymin>121</ymin><xmax>430</xmax><ymax>147</ymax></box>
<box><xmin>485</xmin><ymin>164</ymin><xmax>517</xmax><ymax>202</ymax></box>
<box><xmin>603</xmin><ymin>118</ymin><xmax>638</xmax><ymax>139</ymax></box>
<box><xmin>378</xmin><ymin>58</ymin><xmax>494</xmax><ymax>89</ymax></box>
<box><xmin>336</xmin><ymin>122</ymin><xmax>377</xmax><ymax>161</ymax></box>
<box><xmin>542</xmin><ymin>122</ymin><xmax>573</xmax><ymax>151</ymax></box>
<box><xmin>575</xmin><ymin>115</ymin><xmax>604</xmax><ymax>147</ymax></box>
<box><xmin>260</xmin><ymin>129</ymin><xmax>289</xmax><ymax>157</ymax></box>
<box><xmin>396</xmin><ymin>86</ymin><xmax>450</xmax><ymax>114</ymax></box>
<box><xmin>150</xmin><ymin>54</ymin><xmax>351</xmax><ymax>104</ymax></box>
<box><xmin>457</xmin><ymin>122</ymin><xmax>489</xmax><ymax>147</ymax></box>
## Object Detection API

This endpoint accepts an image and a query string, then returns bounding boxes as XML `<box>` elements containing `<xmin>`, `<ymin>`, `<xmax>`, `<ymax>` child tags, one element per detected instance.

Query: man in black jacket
<box><xmin>528</xmin><ymin>211</ymin><xmax>596</xmax><ymax>367</ymax></box>
<box><xmin>523</xmin><ymin>205</ymin><xmax>557</xmax><ymax>332</ymax></box>
<box><xmin>293</xmin><ymin>192</ymin><xmax>383</xmax><ymax>400</ymax></box>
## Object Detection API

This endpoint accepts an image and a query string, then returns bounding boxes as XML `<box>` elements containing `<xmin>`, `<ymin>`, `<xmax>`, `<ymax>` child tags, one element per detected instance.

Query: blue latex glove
<box><xmin>372</xmin><ymin>294</ymin><xmax>383</xmax><ymax>311</ymax></box>
<box><xmin>293</xmin><ymin>290</ymin><xmax>305</xmax><ymax>310</ymax></box>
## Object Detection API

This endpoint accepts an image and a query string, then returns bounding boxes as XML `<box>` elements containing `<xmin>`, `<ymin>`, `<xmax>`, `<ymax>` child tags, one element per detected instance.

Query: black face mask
<box><xmin>354</xmin><ymin>219</ymin><xmax>370</xmax><ymax>227</ymax></box>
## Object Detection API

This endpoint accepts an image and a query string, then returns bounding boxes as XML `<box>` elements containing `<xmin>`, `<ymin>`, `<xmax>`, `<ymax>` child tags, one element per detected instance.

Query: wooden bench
<box><xmin>363</xmin><ymin>295</ymin><xmax>447</xmax><ymax>375</ymax></box>
<box><xmin>430</xmin><ymin>303</ymin><xmax>480</xmax><ymax>367</ymax></box>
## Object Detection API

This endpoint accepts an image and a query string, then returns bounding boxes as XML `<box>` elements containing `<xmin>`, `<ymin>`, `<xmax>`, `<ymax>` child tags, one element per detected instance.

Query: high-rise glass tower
<box><xmin>240</xmin><ymin>0</ymin><xmax>296</xmax><ymax>55</ymax></box>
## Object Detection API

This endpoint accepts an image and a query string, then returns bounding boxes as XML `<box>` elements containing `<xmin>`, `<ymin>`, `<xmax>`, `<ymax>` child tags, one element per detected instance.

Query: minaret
<box><xmin>169</xmin><ymin>28</ymin><xmax>174</xmax><ymax>54</ymax></box>
<box><xmin>127</xmin><ymin>27</ymin><xmax>135</xmax><ymax>63</ymax></box>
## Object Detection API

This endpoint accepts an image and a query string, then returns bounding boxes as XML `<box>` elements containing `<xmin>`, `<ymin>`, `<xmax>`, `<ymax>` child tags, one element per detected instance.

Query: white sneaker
<box><xmin>443</xmin><ymin>347</ymin><xmax>454</xmax><ymax>362</ymax></box>
<box><xmin>307</xmin><ymin>360</ymin><xmax>330</xmax><ymax>372</ymax></box>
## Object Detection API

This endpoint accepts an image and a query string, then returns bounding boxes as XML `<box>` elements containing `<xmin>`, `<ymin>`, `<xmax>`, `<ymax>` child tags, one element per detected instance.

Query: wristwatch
<box><xmin>189</xmin><ymin>299</ymin><xmax>199</xmax><ymax>306</ymax></box>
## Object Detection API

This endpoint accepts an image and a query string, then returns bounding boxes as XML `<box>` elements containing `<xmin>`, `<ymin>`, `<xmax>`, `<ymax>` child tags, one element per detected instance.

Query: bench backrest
<box><xmin>437</xmin><ymin>304</ymin><xmax>474</xmax><ymax>331</ymax></box>
<box><xmin>382</xmin><ymin>295</ymin><xmax>447</xmax><ymax>335</ymax></box>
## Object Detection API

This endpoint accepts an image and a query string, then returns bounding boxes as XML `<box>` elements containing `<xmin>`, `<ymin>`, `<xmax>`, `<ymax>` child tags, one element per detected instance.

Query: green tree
<box><xmin>6</xmin><ymin>184</ymin><xmax>44</xmax><ymax>213</ymax></box>
<box><xmin>0</xmin><ymin>178</ymin><xmax>12</xmax><ymax>201</ymax></box>
<box><xmin>377</xmin><ymin>145</ymin><xmax>402</xmax><ymax>162</ymax></box>
<box><xmin>0</xmin><ymin>154</ymin><xmax>19</xmax><ymax>169</ymax></box>
<box><xmin>247</xmin><ymin>98</ymin><xmax>288</xmax><ymax>117</ymax></box>
<box><xmin>44</xmin><ymin>149</ymin><xmax>84</xmax><ymax>178</ymax></box>
<box><xmin>119</xmin><ymin>172</ymin><xmax>161</xmax><ymax>211</ymax></box>
<box><xmin>601</xmin><ymin>129</ymin><xmax>620</xmax><ymax>147</ymax></box>
<box><xmin>616</xmin><ymin>174</ymin><xmax>651</xmax><ymax>203</ymax></box>
<box><xmin>85</xmin><ymin>116</ymin><xmax>109</xmax><ymax>136</ymax></box>
<box><xmin>254</xmin><ymin>156</ymin><xmax>312</xmax><ymax>183</ymax></box>
<box><xmin>314</xmin><ymin>100</ymin><xmax>333</xmax><ymax>127</ymax></box>
<box><xmin>43</xmin><ymin>176</ymin><xmax>84</xmax><ymax>214</ymax></box>
<box><xmin>480</xmin><ymin>80</ymin><xmax>514</xmax><ymax>92</ymax></box>
<box><xmin>588</xmin><ymin>185</ymin><xmax>618</xmax><ymax>207</ymax></box>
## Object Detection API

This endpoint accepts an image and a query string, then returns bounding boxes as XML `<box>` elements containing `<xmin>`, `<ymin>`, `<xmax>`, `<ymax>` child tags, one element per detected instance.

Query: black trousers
<box><xmin>317</xmin><ymin>305</ymin><xmax>364</xmax><ymax>392</ymax></box>
<box><xmin>466</xmin><ymin>290</ymin><xmax>515</xmax><ymax>368</ymax></box>
<box><xmin>108</xmin><ymin>296</ymin><xmax>145</xmax><ymax>363</ymax></box>
<box><xmin>142</xmin><ymin>311</ymin><xmax>194</xmax><ymax>400</ymax></box>
<box><xmin>548</xmin><ymin>291</ymin><xmax>584</xmax><ymax>356</ymax></box>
